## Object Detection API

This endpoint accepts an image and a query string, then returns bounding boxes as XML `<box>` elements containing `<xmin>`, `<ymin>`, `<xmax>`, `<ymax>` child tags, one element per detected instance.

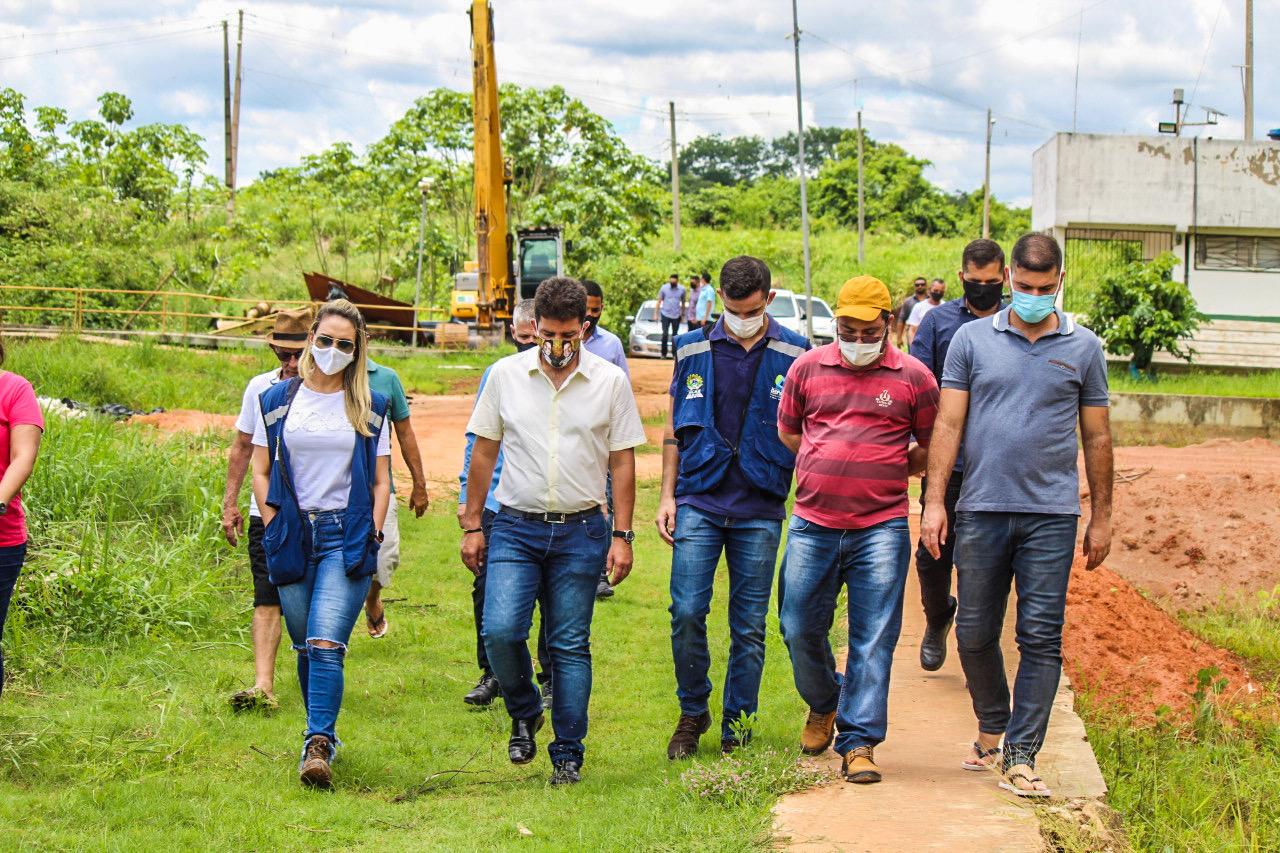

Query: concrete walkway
<box><xmin>772</xmin><ymin>565</ymin><xmax>1107</xmax><ymax>852</ymax></box>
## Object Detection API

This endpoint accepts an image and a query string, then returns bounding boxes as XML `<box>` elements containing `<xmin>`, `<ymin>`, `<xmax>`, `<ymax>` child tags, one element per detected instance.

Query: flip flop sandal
<box><xmin>367</xmin><ymin>611</ymin><xmax>388</xmax><ymax>639</ymax></box>
<box><xmin>999</xmin><ymin>770</ymin><xmax>1052</xmax><ymax>798</ymax></box>
<box><xmin>962</xmin><ymin>742</ymin><xmax>1001</xmax><ymax>771</ymax></box>
<box><xmin>229</xmin><ymin>687</ymin><xmax>279</xmax><ymax>714</ymax></box>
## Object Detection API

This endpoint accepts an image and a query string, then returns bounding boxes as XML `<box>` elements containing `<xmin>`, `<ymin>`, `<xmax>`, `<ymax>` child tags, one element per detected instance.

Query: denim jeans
<box><xmin>472</xmin><ymin>508</ymin><xmax>550</xmax><ymax>684</ymax></box>
<box><xmin>0</xmin><ymin>542</ymin><xmax>28</xmax><ymax>701</ymax></box>
<box><xmin>914</xmin><ymin>472</ymin><xmax>963</xmax><ymax>626</ymax></box>
<box><xmin>779</xmin><ymin>515</ymin><xmax>910</xmax><ymax>755</ymax></box>
<box><xmin>954</xmin><ymin>511</ymin><xmax>1078</xmax><ymax>770</ymax></box>
<box><xmin>670</xmin><ymin>505</ymin><xmax>781</xmax><ymax>741</ymax></box>
<box><xmin>483</xmin><ymin>510</ymin><xmax>609</xmax><ymax>764</ymax></box>
<box><xmin>277</xmin><ymin>510</ymin><xmax>372</xmax><ymax>751</ymax></box>
<box><xmin>660</xmin><ymin>315</ymin><xmax>681</xmax><ymax>357</ymax></box>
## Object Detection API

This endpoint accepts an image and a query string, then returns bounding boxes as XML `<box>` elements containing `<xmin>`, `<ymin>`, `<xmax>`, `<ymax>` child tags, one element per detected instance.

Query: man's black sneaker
<box><xmin>666</xmin><ymin>711</ymin><xmax>712</xmax><ymax>759</ymax></box>
<box><xmin>508</xmin><ymin>714</ymin><xmax>545</xmax><ymax>764</ymax></box>
<box><xmin>550</xmin><ymin>760</ymin><xmax>582</xmax><ymax>785</ymax></box>
<box><xmin>464</xmin><ymin>673</ymin><xmax>502</xmax><ymax>707</ymax></box>
<box><xmin>595</xmin><ymin>574</ymin><xmax>615</xmax><ymax>599</ymax></box>
<box><xmin>540</xmin><ymin>678</ymin><xmax>554</xmax><ymax>711</ymax></box>
<box><xmin>920</xmin><ymin>596</ymin><xmax>958</xmax><ymax>672</ymax></box>
<box><xmin>721</xmin><ymin>738</ymin><xmax>743</xmax><ymax>755</ymax></box>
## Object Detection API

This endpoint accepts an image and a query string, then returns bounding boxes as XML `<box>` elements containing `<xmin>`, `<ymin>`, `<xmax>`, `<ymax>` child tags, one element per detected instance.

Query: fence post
<box><xmin>73</xmin><ymin>289</ymin><xmax>83</xmax><ymax>333</ymax></box>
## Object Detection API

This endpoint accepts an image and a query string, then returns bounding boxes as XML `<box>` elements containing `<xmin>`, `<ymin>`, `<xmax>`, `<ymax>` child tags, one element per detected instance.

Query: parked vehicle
<box><xmin>798</xmin><ymin>295</ymin><xmax>835</xmax><ymax>346</ymax></box>
<box><xmin>768</xmin><ymin>289</ymin><xmax>835</xmax><ymax>346</ymax></box>
<box><xmin>628</xmin><ymin>300</ymin><xmax>665</xmax><ymax>358</ymax></box>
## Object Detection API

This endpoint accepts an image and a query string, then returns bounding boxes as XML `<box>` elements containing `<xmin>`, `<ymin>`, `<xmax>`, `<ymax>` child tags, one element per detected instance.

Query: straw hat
<box><xmin>264</xmin><ymin>307</ymin><xmax>315</xmax><ymax>349</ymax></box>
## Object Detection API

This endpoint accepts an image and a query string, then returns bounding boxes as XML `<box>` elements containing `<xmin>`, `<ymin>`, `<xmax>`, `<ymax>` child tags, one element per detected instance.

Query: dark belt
<box><xmin>499</xmin><ymin>505</ymin><xmax>601</xmax><ymax>524</ymax></box>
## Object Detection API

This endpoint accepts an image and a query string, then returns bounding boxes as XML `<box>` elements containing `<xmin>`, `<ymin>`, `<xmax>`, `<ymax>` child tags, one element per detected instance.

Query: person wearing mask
<box><xmin>459</xmin><ymin>301</ymin><xmax>553</xmax><ymax>708</ymax></box>
<box><xmin>461</xmin><ymin>277</ymin><xmax>645</xmax><ymax>786</ymax></box>
<box><xmin>0</xmin><ymin>332</ymin><xmax>44</xmax><ymax>708</ymax></box>
<box><xmin>894</xmin><ymin>277</ymin><xmax>928</xmax><ymax>348</ymax></box>
<box><xmin>776</xmin><ymin>276</ymin><xmax>938</xmax><ymax>785</ymax></box>
<box><xmin>223</xmin><ymin>307</ymin><xmax>315</xmax><ymax>713</ymax></box>
<box><xmin>908</xmin><ymin>239</ymin><xmax>1006</xmax><ymax>672</ymax></box>
<box><xmin>685</xmin><ymin>275</ymin><xmax>704</xmax><ymax>331</ymax></box>
<box><xmin>696</xmin><ymin>272</ymin><xmax>716</xmax><ymax>326</ymax></box>
<box><xmin>921</xmin><ymin>234</ymin><xmax>1112</xmax><ymax>798</ymax></box>
<box><xmin>905</xmin><ymin>279</ymin><xmax>946</xmax><ymax>346</ymax></box>
<box><xmin>657</xmin><ymin>274</ymin><xmax>686</xmax><ymax>359</ymax></box>
<box><xmin>657</xmin><ymin>255</ymin><xmax>810</xmax><ymax>759</ymax></box>
<box><xmin>251</xmin><ymin>299</ymin><xmax>392</xmax><ymax>789</ymax></box>
<box><xmin>362</xmin><ymin>356</ymin><xmax>429</xmax><ymax>639</ymax></box>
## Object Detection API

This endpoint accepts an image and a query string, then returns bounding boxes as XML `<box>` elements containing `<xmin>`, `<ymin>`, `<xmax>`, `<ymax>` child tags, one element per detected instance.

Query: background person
<box><xmin>696</xmin><ymin>271</ymin><xmax>716</xmax><ymax>326</ymax></box>
<box><xmin>685</xmin><ymin>275</ymin><xmax>704</xmax><ymax>331</ymax></box>
<box><xmin>0</xmin><ymin>332</ymin><xmax>44</xmax><ymax>705</ymax></box>
<box><xmin>222</xmin><ymin>307</ymin><xmax>314</xmax><ymax>713</ymax></box>
<box><xmin>908</xmin><ymin>239</ymin><xmax>1005</xmax><ymax>672</ymax></box>
<box><xmin>921</xmin><ymin>233</ymin><xmax>1113</xmax><ymax>798</ymax></box>
<box><xmin>656</xmin><ymin>255</ymin><xmax>810</xmax><ymax>759</ymax></box>
<box><xmin>657</xmin><ymin>274</ymin><xmax>686</xmax><ymax>359</ymax></box>
<box><xmin>251</xmin><ymin>299</ymin><xmax>392</xmax><ymax>789</ymax></box>
<box><xmin>905</xmin><ymin>279</ymin><xmax>947</xmax><ymax>345</ymax></box>
<box><xmin>893</xmin><ymin>277</ymin><xmax>928</xmax><ymax>348</ymax></box>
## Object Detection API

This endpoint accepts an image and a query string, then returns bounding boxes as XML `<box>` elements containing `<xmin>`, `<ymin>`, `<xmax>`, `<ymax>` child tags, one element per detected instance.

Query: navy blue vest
<box><xmin>258</xmin><ymin>378</ymin><xmax>389</xmax><ymax>586</ymax></box>
<box><xmin>671</xmin><ymin>324</ymin><xmax>809</xmax><ymax>501</ymax></box>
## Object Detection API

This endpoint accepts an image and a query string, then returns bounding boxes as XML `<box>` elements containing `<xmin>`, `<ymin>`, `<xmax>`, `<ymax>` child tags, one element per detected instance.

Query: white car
<box><xmin>627</xmin><ymin>300</ymin><xmax>665</xmax><ymax>358</ymax></box>
<box><xmin>768</xmin><ymin>289</ymin><xmax>835</xmax><ymax>346</ymax></box>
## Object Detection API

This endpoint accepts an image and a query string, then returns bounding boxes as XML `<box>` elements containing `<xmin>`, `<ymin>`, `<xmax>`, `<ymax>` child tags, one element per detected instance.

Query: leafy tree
<box><xmin>678</xmin><ymin>134</ymin><xmax>769</xmax><ymax>186</ymax></box>
<box><xmin>765</xmin><ymin>126</ymin><xmax>847</xmax><ymax>177</ymax></box>
<box><xmin>1085</xmin><ymin>252</ymin><xmax>1206</xmax><ymax>378</ymax></box>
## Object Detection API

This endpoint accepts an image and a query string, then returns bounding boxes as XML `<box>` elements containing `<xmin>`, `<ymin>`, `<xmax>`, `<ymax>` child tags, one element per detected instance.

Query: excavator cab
<box><xmin>515</xmin><ymin>228</ymin><xmax>564</xmax><ymax>301</ymax></box>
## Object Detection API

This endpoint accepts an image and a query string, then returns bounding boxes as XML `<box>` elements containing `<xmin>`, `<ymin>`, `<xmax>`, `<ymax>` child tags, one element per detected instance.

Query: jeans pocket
<box><xmin>787</xmin><ymin>515</ymin><xmax>811</xmax><ymax>533</ymax></box>
<box><xmin>584</xmin><ymin>513</ymin><xmax>608</xmax><ymax>539</ymax></box>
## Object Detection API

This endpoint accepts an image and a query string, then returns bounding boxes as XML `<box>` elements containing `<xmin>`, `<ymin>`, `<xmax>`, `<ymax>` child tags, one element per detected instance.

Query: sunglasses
<box><xmin>271</xmin><ymin>347</ymin><xmax>302</xmax><ymax>363</ymax></box>
<box><xmin>314</xmin><ymin>334</ymin><xmax>356</xmax><ymax>354</ymax></box>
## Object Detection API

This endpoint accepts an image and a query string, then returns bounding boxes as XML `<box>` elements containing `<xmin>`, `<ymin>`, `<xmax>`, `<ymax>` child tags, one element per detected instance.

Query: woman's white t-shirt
<box><xmin>252</xmin><ymin>385</ymin><xmax>392</xmax><ymax>511</ymax></box>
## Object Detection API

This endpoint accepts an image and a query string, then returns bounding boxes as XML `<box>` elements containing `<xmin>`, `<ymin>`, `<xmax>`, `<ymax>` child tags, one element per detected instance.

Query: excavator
<box><xmin>458</xmin><ymin>0</ymin><xmax>565</xmax><ymax>329</ymax></box>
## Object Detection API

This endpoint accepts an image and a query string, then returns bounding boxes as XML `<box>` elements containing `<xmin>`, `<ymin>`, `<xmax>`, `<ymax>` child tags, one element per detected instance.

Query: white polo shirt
<box><xmin>466</xmin><ymin>347</ymin><xmax>646</xmax><ymax>513</ymax></box>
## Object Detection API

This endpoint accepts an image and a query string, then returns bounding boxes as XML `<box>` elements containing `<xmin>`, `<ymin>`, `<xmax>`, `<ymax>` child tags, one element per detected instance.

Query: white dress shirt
<box><xmin>466</xmin><ymin>347</ymin><xmax>646</xmax><ymax>513</ymax></box>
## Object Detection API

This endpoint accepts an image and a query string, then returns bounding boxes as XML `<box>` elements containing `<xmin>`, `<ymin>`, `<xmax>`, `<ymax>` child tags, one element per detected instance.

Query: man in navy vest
<box><xmin>656</xmin><ymin>255</ymin><xmax>811</xmax><ymax>759</ymax></box>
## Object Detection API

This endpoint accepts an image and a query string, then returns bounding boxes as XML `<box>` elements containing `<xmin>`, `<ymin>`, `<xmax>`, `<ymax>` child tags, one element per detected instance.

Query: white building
<box><xmin>1033</xmin><ymin>133</ymin><xmax>1280</xmax><ymax>367</ymax></box>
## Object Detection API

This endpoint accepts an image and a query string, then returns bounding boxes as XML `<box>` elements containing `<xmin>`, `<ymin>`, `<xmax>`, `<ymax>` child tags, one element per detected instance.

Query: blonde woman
<box><xmin>251</xmin><ymin>299</ymin><xmax>391</xmax><ymax>788</ymax></box>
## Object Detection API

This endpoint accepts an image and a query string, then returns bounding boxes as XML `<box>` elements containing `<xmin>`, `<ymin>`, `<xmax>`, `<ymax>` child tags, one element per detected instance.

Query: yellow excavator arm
<box><xmin>469</xmin><ymin>0</ymin><xmax>512</xmax><ymax>327</ymax></box>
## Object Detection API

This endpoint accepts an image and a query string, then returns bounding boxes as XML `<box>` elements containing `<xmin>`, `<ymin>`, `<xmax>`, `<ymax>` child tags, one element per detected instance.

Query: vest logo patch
<box><xmin>685</xmin><ymin>373</ymin><xmax>705</xmax><ymax>399</ymax></box>
<box><xmin>770</xmin><ymin>374</ymin><xmax>785</xmax><ymax>400</ymax></box>
<box><xmin>875</xmin><ymin>389</ymin><xmax>893</xmax><ymax>408</ymax></box>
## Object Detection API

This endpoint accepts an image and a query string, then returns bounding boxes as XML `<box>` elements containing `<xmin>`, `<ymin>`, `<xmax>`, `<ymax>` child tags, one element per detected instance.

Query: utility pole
<box><xmin>222</xmin><ymin>20</ymin><xmax>233</xmax><ymax>206</ymax></box>
<box><xmin>669</xmin><ymin>101</ymin><xmax>681</xmax><ymax>253</ymax></box>
<box><xmin>856</xmin><ymin>109</ymin><xmax>865</xmax><ymax>266</ymax></box>
<box><xmin>790</xmin><ymin>0</ymin><xmax>813</xmax><ymax>341</ymax></box>
<box><xmin>1244</xmin><ymin>0</ymin><xmax>1254</xmax><ymax>140</ymax></box>
<box><xmin>413</xmin><ymin>177</ymin><xmax>432</xmax><ymax>348</ymax></box>
<box><xmin>229</xmin><ymin>9</ymin><xmax>244</xmax><ymax>215</ymax></box>
<box><xmin>982</xmin><ymin>108</ymin><xmax>993</xmax><ymax>239</ymax></box>
<box><xmin>1072</xmin><ymin>3</ymin><xmax>1084</xmax><ymax>133</ymax></box>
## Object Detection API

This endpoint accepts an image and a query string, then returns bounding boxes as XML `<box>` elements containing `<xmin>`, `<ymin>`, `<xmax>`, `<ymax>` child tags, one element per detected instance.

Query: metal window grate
<box><xmin>1195</xmin><ymin>235</ymin><xmax>1280</xmax><ymax>272</ymax></box>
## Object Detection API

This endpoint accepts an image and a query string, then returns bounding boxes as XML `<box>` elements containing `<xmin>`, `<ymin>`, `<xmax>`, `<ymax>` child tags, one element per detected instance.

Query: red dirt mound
<box><xmin>1064</xmin><ymin>560</ymin><xmax>1258</xmax><ymax>719</ymax></box>
<box><xmin>128</xmin><ymin>410</ymin><xmax>236</xmax><ymax>434</ymax></box>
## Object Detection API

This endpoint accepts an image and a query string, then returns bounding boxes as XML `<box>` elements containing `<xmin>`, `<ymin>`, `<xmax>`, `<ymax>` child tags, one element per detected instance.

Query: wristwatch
<box><xmin>612</xmin><ymin>529</ymin><xmax>635</xmax><ymax>544</ymax></box>
<box><xmin>0</xmin><ymin>502</ymin><xmax>7</xmax><ymax>516</ymax></box>
<box><xmin>374</xmin><ymin>529</ymin><xmax>385</xmax><ymax>544</ymax></box>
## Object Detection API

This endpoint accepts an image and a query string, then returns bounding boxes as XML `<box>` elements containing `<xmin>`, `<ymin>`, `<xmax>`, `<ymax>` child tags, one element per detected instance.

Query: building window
<box><xmin>1195</xmin><ymin>235</ymin><xmax>1280</xmax><ymax>272</ymax></box>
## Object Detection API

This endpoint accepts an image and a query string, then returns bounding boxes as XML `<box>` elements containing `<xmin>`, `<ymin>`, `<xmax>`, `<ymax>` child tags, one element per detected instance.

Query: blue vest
<box><xmin>258</xmin><ymin>378</ymin><xmax>390</xmax><ymax>586</ymax></box>
<box><xmin>671</xmin><ymin>325</ymin><xmax>809</xmax><ymax>501</ymax></box>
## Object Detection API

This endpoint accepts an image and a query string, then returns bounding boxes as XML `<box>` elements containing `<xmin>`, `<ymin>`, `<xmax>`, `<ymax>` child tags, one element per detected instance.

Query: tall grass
<box><xmin>1107</xmin><ymin>366</ymin><xmax>1280</xmax><ymax>399</ymax></box>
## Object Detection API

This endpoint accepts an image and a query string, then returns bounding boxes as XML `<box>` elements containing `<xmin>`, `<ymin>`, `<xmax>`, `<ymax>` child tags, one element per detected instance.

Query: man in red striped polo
<box><xmin>776</xmin><ymin>275</ymin><xmax>939</xmax><ymax>785</ymax></box>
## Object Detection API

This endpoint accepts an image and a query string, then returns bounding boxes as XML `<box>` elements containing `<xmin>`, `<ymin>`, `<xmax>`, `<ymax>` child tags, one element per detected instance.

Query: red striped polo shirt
<box><xmin>778</xmin><ymin>343</ymin><xmax>939</xmax><ymax>530</ymax></box>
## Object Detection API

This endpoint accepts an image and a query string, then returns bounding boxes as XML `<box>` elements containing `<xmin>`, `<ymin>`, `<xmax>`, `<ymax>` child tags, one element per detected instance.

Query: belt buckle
<box><xmin>544</xmin><ymin>511</ymin><xmax>567</xmax><ymax>524</ymax></box>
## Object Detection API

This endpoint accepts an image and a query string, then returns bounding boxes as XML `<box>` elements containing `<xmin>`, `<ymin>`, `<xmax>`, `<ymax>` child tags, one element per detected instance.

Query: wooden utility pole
<box><xmin>790</xmin><ymin>0</ymin><xmax>813</xmax><ymax>341</ymax></box>
<box><xmin>222</xmin><ymin>21</ymin><xmax>233</xmax><ymax>199</ymax></box>
<box><xmin>669</xmin><ymin>101</ymin><xmax>681</xmax><ymax>253</ymax></box>
<box><xmin>229</xmin><ymin>9</ymin><xmax>244</xmax><ymax>214</ymax></box>
<box><xmin>856</xmin><ymin>109</ymin><xmax>865</xmax><ymax>265</ymax></box>
<box><xmin>1244</xmin><ymin>0</ymin><xmax>1254</xmax><ymax>140</ymax></box>
<box><xmin>982</xmin><ymin>108</ymin><xmax>993</xmax><ymax>239</ymax></box>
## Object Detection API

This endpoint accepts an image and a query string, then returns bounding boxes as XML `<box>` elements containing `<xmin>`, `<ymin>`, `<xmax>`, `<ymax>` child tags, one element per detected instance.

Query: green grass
<box><xmin>1</xmin><ymin>417</ymin><xmax>815</xmax><ymax>850</ymax></box>
<box><xmin>1108</xmin><ymin>366</ymin><xmax>1280</xmax><ymax>399</ymax></box>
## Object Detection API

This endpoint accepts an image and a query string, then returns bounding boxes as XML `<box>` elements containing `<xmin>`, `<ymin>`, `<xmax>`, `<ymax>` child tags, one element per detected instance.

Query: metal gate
<box><xmin>1063</xmin><ymin>228</ymin><xmax>1174</xmax><ymax>313</ymax></box>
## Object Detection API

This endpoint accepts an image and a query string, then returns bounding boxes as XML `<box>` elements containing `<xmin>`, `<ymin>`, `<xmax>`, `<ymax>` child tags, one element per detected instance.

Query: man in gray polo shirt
<box><xmin>921</xmin><ymin>233</ymin><xmax>1113</xmax><ymax>799</ymax></box>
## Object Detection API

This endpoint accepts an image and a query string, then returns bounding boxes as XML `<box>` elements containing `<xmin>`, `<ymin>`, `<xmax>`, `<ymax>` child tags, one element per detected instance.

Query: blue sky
<box><xmin>1</xmin><ymin>0</ymin><xmax>1273</xmax><ymax>206</ymax></box>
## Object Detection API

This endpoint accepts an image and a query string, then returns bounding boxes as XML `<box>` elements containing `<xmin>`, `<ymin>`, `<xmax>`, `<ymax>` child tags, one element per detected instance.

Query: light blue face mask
<box><xmin>1010</xmin><ymin>290</ymin><xmax>1057</xmax><ymax>324</ymax></box>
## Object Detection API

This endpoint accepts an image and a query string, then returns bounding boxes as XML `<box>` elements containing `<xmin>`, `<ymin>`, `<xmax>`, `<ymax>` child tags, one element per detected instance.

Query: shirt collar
<box><xmin>366</xmin><ymin>358</ymin><xmax>381</xmax><ymax>374</ymax></box>
<box><xmin>817</xmin><ymin>340</ymin><xmax>904</xmax><ymax>371</ymax></box>
<box><xmin>992</xmin><ymin>307</ymin><xmax>1074</xmax><ymax>336</ymax></box>
<box><xmin>708</xmin><ymin>314</ymin><xmax>782</xmax><ymax>342</ymax></box>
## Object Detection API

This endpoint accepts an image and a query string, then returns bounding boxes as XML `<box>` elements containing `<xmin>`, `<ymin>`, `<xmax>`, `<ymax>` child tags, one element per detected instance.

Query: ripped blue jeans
<box><xmin>277</xmin><ymin>510</ymin><xmax>372</xmax><ymax>755</ymax></box>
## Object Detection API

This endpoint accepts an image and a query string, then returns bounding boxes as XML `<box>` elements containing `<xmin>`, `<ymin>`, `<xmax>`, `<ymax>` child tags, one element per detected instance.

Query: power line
<box><xmin>0</xmin><ymin>16</ymin><xmax>210</xmax><ymax>42</ymax></box>
<box><xmin>1186</xmin><ymin>0</ymin><xmax>1226</xmax><ymax>113</ymax></box>
<box><xmin>0</xmin><ymin>24</ymin><xmax>219</xmax><ymax>64</ymax></box>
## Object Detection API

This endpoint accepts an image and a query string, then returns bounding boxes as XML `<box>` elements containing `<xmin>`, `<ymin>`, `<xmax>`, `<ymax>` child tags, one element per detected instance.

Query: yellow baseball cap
<box><xmin>834</xmin><ymin>276</ymin><xmax>893</xmax><ymax>321</ymax></box>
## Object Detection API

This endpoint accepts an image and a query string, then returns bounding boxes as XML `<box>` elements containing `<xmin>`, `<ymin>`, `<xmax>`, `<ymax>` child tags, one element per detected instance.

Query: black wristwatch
<box><xmin>0</xmin><ymin>502</ymin><xmax>7</xmax><ymax>516</ymax></box>
<box><xmin>612</xmin><ymin>529</ymin><xmax>635</xmax><ymax>544</ymax></box>
<box><xmin>374</xmin><ymin>529</ymin><xmax>385</xmax><ymax>544</ymax></box>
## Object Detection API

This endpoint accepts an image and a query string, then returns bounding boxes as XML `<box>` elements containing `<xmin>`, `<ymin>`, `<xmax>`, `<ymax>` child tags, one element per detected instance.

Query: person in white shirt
<box><xmin>460</xmin><ymin>277</ymin><xmax>646</xmax><ymax>786</ymax></box>
<box><xmin>221</xmin><ymin>306</ymin><xmax>314</xmax><ymax>713</ymax></box>
<box><xmin>906</xmin><ymin>279</ymin><xmax>946</xmax><ymax>346</ymax></box>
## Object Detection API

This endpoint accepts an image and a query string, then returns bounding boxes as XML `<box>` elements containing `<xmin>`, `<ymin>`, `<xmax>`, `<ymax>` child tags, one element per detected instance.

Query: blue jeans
<box><xmin>0</xmin><ymin>542</ymin><xmax>28</xmax><ymax>701</ymax></box>
<box><xmin>483</xmin><ymin>510</ymin><xmax>609</xmax><ymax>764</ymax></box>
<box><xmin>779</xmin><ymin>516</ymin><xmax>910</xmax><ymax>755</ymax></box>
<box><xmin>472</xmin><ymin>509</ymin><xmax>550</xmax><ymax>683</ymax></box>
<box><xmin>670</xmin><ymin>505</ymin><xmax>781</xmax><ymax>741</ymax></box>
<box><xmin>277</xmin><ymin>511</ymin><xmax>372</xmax><ymax>752</ymax></box>
<box><xmin>954</xmin><ymin>511</ymin><xmax>1078</xmax><ymax>771</ymax></box>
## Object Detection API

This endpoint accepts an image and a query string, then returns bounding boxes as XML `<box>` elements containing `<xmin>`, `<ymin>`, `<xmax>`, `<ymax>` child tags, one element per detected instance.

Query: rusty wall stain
<box><xmin>1137</xmin><ymin>141</ymin><xmax>1171</xmax><ymax>160</ymax></box>
<box><xmin>1182</xmin><ymin>145</ymin><xmax>1195</xmax><ymax>165</ymax></box>
<box><xmin>1246</xmin><ymin>149</ymin><xmax>1280</xmax><ymax>186</ymax></box>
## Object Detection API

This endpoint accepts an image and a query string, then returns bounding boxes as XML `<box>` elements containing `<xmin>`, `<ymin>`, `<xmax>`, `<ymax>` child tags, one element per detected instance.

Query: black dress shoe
<box><xmin>508</xmin><ymin>714</ymin><xmax>545</xmax><ymax>764</ymax></box>
<box><xmin>464</xmin><ymin>673</ymin><xmax>502</xmax><ymax>707</ymax></box>
<box><xmin>920</xmin><ymin>596</ymin><xmax>958</xmax><ymax>672</ymax></box>
<box><xmin>550</xmin><ymin>760</ymin><xmax>581</xmax><ymax>785</ymax></box>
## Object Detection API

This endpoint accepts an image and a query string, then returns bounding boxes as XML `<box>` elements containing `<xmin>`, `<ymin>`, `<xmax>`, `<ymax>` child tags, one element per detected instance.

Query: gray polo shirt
<box><xmin>941</xmin><ymin>308</ymin><xmax>1108</xmax><ymax>516</ymax></box>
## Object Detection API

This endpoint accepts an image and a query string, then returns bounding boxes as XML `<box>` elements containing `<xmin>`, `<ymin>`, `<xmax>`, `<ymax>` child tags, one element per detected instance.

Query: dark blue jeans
<box><xmin>779</xmin><ymin>516</ymin><xmax>910</xmax><ymax>755</ymax></box>
<box><xmin>0</xmin><ymin>542</ymin><xmax>28</xmax><ymax>701</ymax></box>
<box><xmin>472</xmin><ymin>508</ymin><xmax>550</xmax><ymax>684</ymax></box>
<box><xmin>277</xmin><ymin>511</ymin><xmax>372</xmax><ymax>755</ymax></box>
<box><xmin>954</xmin><ymin>511</ymin><xmax>1078</xmax><ymax>770</ymax></box>
<box><xmin>669</xmin><ymin>505</ymin><xmax>781</xmax><ymax>741</ymax></box>
<box><xmin>483</xmin><ymin>510</ymin><xmax>609</xmax><ymax>764</ymax></box>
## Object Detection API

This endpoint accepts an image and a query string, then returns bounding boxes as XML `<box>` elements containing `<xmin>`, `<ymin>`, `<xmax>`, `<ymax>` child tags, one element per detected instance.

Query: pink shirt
<box><xmin>0</xmin><ymin>371</ymin><xmax>45</xmax><ymax>546</ymax></box>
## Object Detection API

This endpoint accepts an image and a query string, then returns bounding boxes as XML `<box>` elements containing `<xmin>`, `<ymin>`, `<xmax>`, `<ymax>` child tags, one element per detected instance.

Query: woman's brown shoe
<box><xmin>800</xmin><ymin>710</ymin><xmax>837</xmax><ymax>755</ymax></box>
<box><xmin>299</xmin><ymin>735</ymin><xmax>333</xmax><ymax>789</ymax></box>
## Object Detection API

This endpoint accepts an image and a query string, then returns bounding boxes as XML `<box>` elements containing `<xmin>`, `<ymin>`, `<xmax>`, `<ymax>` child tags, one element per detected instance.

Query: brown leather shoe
<box><xmin>667</xmin><ymin>711</ymin><xmax>712</xmax><ymax>760</ymax></box>
<box><xmin>800</xmin><ymin>709</ymin><xmax>837</xmax><ymax>755</ymax></box>
<box><xmin>841</xmin><ymin>746</ymin><xmax>881</xmax><ymax>784</ymax></box>
<box><xmin>299</xmin><ymin>735</ymin><xmax>333</xmax><ymax>789</ymax></box>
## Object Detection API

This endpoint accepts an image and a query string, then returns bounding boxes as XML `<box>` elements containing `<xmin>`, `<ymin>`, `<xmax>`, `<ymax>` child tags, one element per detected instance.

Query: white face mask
<box><xmin>723</xmin><ymin>310</ymin><xmax>764</xmax><ymax>339</ymax></box>
<box><xmin>311</xmin><ymin>343</ymin><xmax>354</xmax><ymax>376</ymax></box>
<box><xmin>838</xmin><ymin>338</ymin><xmax>885</xmax><ymax>368</ymax></box>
